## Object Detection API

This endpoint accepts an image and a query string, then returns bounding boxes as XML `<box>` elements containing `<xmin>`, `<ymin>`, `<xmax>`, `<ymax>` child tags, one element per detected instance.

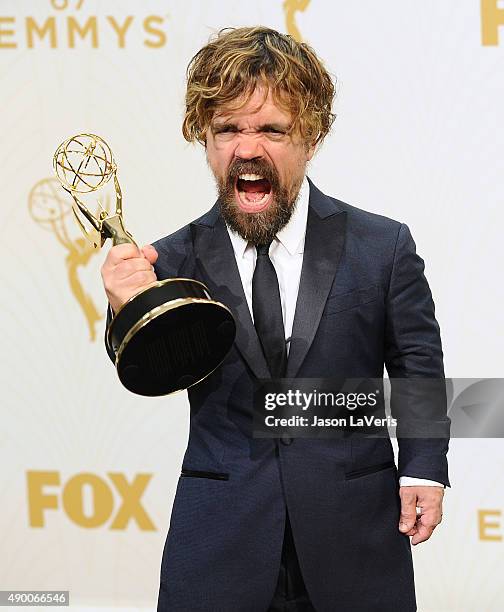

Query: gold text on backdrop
<box><xmin>0</xmin><ymin>0</ymin><xmax>167</xmax><ymax>49</ymax></box>
<box><xmin>27</xmin><ymin>471</ymin><xmax>156</xmax><ymax>530</ymax></box>
<box><xmin>478</xmin><ymin>510</ymin><xmax>503</xmax><ymax>541</ymax></box>
<box><xmin>481</xmin><ymin>0</ymin><xmax>504</xmax><ymax>45</ymax></box>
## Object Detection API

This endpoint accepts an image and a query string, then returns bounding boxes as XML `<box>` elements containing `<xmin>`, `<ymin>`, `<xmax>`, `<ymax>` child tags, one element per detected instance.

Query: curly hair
<box><xmin>183</xmin><ymin>26</ymin><xmax>336</xmax><ymax>147</ymax></box>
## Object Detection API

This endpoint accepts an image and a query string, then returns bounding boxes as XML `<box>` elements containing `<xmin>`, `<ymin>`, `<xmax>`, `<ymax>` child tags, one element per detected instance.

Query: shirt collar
<box><xmin>226</xmin><ymin>175</ymin><xmax>310</xmax><ymax>258</ymax></box>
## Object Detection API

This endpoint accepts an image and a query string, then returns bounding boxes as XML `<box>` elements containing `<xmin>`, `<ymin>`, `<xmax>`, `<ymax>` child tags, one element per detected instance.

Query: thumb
<box><xmin>141</xmin><ymin>244</ymin><xmax>158</xmax><ymax>265</ymax></box>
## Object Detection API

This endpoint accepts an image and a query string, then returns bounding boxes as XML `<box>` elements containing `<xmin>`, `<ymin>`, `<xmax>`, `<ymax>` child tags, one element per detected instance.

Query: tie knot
<box><xmin>256</xmin><ymin>242</ymin><xmax>272</xmax><ymax>257</ymax></box>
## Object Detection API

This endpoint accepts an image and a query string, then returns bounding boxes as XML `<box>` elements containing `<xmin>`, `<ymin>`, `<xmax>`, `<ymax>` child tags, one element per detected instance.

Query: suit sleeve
<box><xmin>104</xmin><ymin>304</ymin><xmax>116</xmax><ymax>364</ymax></box>
<box><xmin>384</xmin><ymin>223</ymin><xmax>451</xmax><ymax>487</ymax></box>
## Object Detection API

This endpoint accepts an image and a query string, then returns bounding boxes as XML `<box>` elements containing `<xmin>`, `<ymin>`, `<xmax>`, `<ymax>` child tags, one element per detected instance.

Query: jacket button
<box><xmin>280</xmin><ymin>434</ymin><xmax>293</xmax><ymax>446</ymax></box>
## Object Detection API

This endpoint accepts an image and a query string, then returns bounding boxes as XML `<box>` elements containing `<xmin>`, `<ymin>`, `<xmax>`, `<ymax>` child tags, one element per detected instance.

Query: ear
<box><xmin>305</xmin><ymin>141</ymin><xmax>317</xmax><ymax>161</ymax></box>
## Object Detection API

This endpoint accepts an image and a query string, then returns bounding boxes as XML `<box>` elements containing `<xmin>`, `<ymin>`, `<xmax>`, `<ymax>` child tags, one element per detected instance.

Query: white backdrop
<box><xmin>1</xmin><ymin>1</ymin><xmax>503</xmax><ymax>610</ymax></box>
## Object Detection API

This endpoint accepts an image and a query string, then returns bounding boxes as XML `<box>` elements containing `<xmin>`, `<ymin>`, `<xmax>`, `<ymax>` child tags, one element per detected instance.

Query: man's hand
<box><xmin>101</xmin><ymin>243</ymin><xmax>158</xmax><ymax>314</ymax></box>
<box><xmin>398</xmin><ymin>485</ymin><xmax>444</xmax><ymax>545</ymax></box>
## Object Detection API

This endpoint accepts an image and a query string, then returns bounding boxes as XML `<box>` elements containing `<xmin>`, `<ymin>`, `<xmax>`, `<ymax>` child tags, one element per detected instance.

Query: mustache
<box><xmin>226</xmin><ymin>159</ymin><xmax>278</xmax><ymax>185</ymax></box>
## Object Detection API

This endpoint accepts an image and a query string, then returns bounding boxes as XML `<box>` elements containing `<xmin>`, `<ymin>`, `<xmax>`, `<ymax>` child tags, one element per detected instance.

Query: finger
<box><xmin>417</xmin><ymin>508</ymin><xmax>443</xmax><ymax>529</ymax></box>
<box><xmin>106</xmin><ymin>243</ymin><xmax>142</xmax><ymax>266</ymax></box>
<box><xmin>122</xmin><ymin>270</ymin><xmax>157</xmax><ymax>288</ymax></box>
<box><xmin>411</xmin><ymin>519</ymin><xmax>435</xmax><ymax>546</ymax></box>
<box><xmin>404</xmin><ymin>508</ymin><xmax>427</xmax><ymax>537</ymax></box>
<box><xmin>399</xmin><ymin>490</ymin><xmax>418</xmax><ymax>533</ymax></box>
<box><xmin>141</xmin><ymin>244</ymin><xmax>158</xmax><ymax>264</ymax></box>
<box><xmin>403</xmin><ymin>508</ymin><xmax>422</xmax><ymax>536</ymax></box>
<box><xmin>403</xmin><ymin>524</ymin><xmax>419</xmax><ymax>536</ymax></box>
<box><xmin>115</xmin><ymin>258</ymin><xmax>154</xmax><ymax>280</ymax></box>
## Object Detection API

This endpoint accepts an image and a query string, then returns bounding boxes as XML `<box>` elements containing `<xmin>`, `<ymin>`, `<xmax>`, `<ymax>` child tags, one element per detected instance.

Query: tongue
<box><xmin>244</xmin><ymin>191</ymin><xmax>265</xmax><ymax>203</ymax></box>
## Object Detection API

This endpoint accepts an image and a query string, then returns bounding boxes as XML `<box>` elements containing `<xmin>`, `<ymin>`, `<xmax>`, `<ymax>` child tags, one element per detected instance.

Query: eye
<box><xmin>263</xmin><ymin>127</ymin><xmax>287</xmax><ymax>139</ymax></box>
<box><xmin>214</xmin><ymin>125</ymin><xmax>237</xmax><ymax>134</ymax></box>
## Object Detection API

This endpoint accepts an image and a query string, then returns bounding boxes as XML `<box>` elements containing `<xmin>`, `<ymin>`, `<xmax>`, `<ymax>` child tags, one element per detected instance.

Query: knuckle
<box><xmin>111</xmin><ymin>245</ymin><xmax>137</xmax><ymax>263</ymax></box>
<box><xmin>122</xmin><ymin>260</ymin><xmax>139</xmax><ymax>274</ymax></box>
<box><xmin>129</xmin><ymin>258</ymin><xmax>149</xmax><ymax>273</ymax></box>
<box><xmin>135</xmin><ymin>271</ymin><xmax>153</xmax><ymax>285</ymax></box>
<box><xmin>121</xmin><ymin>261</ymin><xmax>133</xmax><ymax>275</ymax></box>
<box><xmin>400</xmin><ymin>492</ymin><xmax>416</xmax><ymax>502</ymax></box>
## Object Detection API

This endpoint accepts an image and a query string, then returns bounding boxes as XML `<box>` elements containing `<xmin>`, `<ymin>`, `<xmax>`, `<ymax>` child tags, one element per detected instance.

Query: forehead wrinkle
<box><xmin>213</xmin><ymin>104</ymin><xmax>267</xmax><ymax>126</ymax></box>
<box><xmin>212</xmin><ymin>85</ymin><xmax>291</xmax><ymax>127</ymax></box>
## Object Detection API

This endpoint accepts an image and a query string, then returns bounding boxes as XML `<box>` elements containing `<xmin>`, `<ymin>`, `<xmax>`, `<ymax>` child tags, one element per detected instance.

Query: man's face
<box><xmin>206</xmin><ymin>86</ymin><xmax>315</xmax><ymax>245</ymax></box>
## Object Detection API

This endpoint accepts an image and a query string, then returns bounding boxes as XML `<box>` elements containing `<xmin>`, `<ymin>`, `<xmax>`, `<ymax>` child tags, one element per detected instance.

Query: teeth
<box><xmin>238</xmin><ymin>173</ymin><xmax>264</xmax><ymax>181</ymax></box>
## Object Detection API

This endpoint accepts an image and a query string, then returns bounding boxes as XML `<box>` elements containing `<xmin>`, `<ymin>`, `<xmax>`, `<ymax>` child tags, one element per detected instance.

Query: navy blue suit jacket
<box><xmin>108</xmin><ymin>179</ymin><xmax>450</xmax><ymax>612</ymax></box>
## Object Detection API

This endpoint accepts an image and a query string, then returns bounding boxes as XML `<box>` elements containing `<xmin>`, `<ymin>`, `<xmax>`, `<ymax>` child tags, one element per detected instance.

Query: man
<box><xmin>102</xmin><ymin>27</ymin><xmax>449</xmax><ymax>612</ymax></box>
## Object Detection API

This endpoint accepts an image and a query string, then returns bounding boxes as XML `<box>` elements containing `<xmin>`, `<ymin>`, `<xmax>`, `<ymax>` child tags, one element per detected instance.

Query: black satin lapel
<box><xmin>191</xmin><ymin>215</ymin><xmax>270</xmax><ymax>379</ymax></box>
<box><xmin>286</xmin><ymin>206</ymin><xmax>347</xmax><ymax>377</ymax></box>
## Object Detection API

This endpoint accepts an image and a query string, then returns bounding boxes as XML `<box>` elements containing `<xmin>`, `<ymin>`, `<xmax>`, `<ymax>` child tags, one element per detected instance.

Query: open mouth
<box><xmin>234</xmin><ymin>173</ymin><xmax>273</xmax><ymax>213</ymax></box>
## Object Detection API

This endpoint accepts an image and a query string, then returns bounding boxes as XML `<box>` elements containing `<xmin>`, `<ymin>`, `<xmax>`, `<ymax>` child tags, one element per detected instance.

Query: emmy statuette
<box><xmin>53</xmin><ymin>133</ymin><xmax>236</xmax><ymax>396</ymax></box>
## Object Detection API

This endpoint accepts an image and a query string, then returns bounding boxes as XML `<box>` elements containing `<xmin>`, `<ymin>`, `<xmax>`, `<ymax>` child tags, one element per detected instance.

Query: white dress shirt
<box><xmin>226</xmin><ymin>177</ymin><xmax>444</xmax><ymax>489</ymax></box>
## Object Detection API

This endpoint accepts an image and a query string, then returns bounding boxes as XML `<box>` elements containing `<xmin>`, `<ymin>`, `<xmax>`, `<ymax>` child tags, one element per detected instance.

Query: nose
<box><xmin>233</xmin><ymin>132</ymin><xmax>264</xmax><ymax>160</ymax></box>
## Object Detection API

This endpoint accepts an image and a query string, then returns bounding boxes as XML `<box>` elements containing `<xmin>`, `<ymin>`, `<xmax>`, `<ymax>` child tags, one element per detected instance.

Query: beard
<box><xmin>213</xmin><ymin>158</ymin><xmax>303</xmax><ymax>246</ymax></box>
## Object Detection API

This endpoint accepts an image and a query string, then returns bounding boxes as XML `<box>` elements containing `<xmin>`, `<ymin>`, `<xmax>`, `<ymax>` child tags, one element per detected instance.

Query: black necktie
<box><xmin>252</xmin><ymin>242</ymin><xmax>287</xmax><ymax>378</ymax></box>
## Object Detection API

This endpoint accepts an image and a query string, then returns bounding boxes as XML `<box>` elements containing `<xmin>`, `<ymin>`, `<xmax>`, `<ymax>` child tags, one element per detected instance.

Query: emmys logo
<box><xmin>283</xmin><ymin>0</ymin><xmax>311</xmax><ymax>42</ymax></box>
<box><xmin>0</xmin><ymin>0</ymin><xmax>167</xmax><ymax>49</ymax></box>
<box><xmin>27</xmin><ymin>470</ymin><xmax>156</xmax><ymax>531</ymax></box>
<box><xmin>481</xmin><ymin>0</ymin><xmax>504</xmax><ymax>45</ymax></box>
<box><xmin>28</xmin><ymin>177</ymin><xmax>106</xmax><ymax>342</ymax></box>
<box><xmin>478</xmin><ymin>509</ymin><xmax>502</xmax><ymax>541</ymax></box>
